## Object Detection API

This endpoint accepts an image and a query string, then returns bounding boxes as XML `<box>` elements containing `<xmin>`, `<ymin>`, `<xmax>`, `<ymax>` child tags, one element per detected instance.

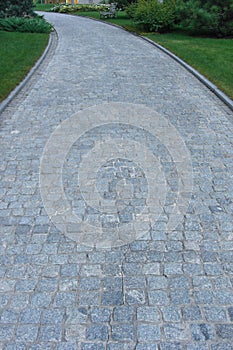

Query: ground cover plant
<box><xmin>0</xmin><ymin>15</ymin><xmax>51</xmax><ymax>33</ymax></box>
<box><xmin>0</xmin><ymin>31</ymin><xmax>49</xmax><ymax>102</ymax></box>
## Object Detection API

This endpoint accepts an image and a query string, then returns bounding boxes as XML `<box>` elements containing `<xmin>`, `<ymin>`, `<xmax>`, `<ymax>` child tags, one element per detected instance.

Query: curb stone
<box><xmin>78</xmin><ymin>14</ymin><xmax>233</xmax><ymax>112</ymax></box>
<box><xmin>2</xmin><ymin>12</ymin><xmax>232</xmax><ymax>113</ymax></box>
<box><xmin>141</xmin><ymin>36</ymin><xmax>233</xmax><ymax>112</ymax></box>
<box><xmin>1</xmin><ymin>12</ymin><xmax>233</xmax><ymax>347</ymax></box>
<box><xmin>0</xmin><ymin>30</ymin><xmax>56</xmax><ymax>115</ymax></box>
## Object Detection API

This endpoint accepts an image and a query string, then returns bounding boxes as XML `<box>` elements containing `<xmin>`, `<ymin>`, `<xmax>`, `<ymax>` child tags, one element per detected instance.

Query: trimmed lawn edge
<box><xmin>76</xmin><ymin>13</ymin><xmax>233</xmax><ymax>111</ymax></box>
<box><xmin>0</xmin><ymin>31</ymin><xmax>55</xmax><ymax>114</ymax></box>
<box><xmin>1</xmin><ymin>11</ymin><xmax>232</xmax><ymax>113</ymax></box>
<box><xmin>142</xmin><ymin>36</ymin><xmax>233</xmax><ymax>112</ymax></box>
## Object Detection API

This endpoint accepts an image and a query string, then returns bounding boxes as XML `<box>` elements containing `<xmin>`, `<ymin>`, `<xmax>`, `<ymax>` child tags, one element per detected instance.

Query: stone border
<box><xmin>0</xmin><ymin>30</ymin><xmax>56</xmax><ymax>115</ymax></box>
<box><xmin>142</xmin><ymin>36</ymin><xmax>233</xmax><ymax>112</ymax></box>
<box><xmin>1</xmin><ymin>13</ymin><xmax>232</xmax><ymax>114</ymax></box>
<box><xmin>78</xmin><ymin>14</ymin><xmax>233</xmax><ymax>112</ymax></box>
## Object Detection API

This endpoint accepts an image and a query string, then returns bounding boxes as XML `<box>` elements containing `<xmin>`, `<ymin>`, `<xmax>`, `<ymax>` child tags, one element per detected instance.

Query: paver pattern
<box><xmin>1</xmin><ymin>12</ymin><xmax>233</xmax><ymax>349</ymax></box>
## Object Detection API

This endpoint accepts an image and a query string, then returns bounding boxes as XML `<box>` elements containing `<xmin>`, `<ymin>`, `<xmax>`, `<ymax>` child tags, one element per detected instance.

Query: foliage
<box><xmin>0</xmin><ymin>0</ymin><xmax>34</xmax><ymax>18</ymax></box>
<box><xmin>50</xmin><ymin>4</ymin><xmax>110</xmax><ymax>13</ymax></box>
<box><xmin>0</xmin><ymin>16</ymin><xmax>52</xmax><ymax>33</ymax></box>
<box><xmin>175</xmin><ymin>0</ymin><xmax>233</xmax><ymax>37</ymax></box>
<box><xmin>126</xmin><ymin>2</ymin><xmax>138</xmax><ymax>18</ymax></box>
<box><xmin>113</xmin><ymin>0</ymin><xmax>137</xmax><ymax>10</ymax></box>
<box><xmin>0</xmin><ymin>31</ymin><xmax>48</xmax><ymax>102</ymax></box>
<box><xmin>127</xmin><ymin>0</ymin><xmax>176</xmax><ymax>32</ymax></box>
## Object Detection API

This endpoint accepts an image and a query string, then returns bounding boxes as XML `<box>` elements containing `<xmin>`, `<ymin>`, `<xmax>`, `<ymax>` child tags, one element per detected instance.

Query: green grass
<box><xmin>77</xmin><ymin>11</ymin><xmax>141</xmax><ymax>32</ymax></box>
<box><xmin>13</xmin><ymin>4</ymin><xmax>233</xmax><ymax>100</ymax></box>
<box><xmin>75</xmin><ymin>12</ymin><xmax>233</xmax><ymax>98</ymax></box>
<box><xmin>34</xmin><ymin>3</ymin><xmax>54</xmax><ymax>11</ymax></box>
<box><xmin>83</xmin><ymin>12</ymin><xmax>233</xmax><ymax>100</ymax></box>
<box><xmin>0</xmin><ymin>31</ymin><xmax>49</xmax><ymax>102</ymax></box>
<box><xmin>146</xmin><ymin>32</ymin><xmax>233</xmax><ymax>99</ymax></box>
<box><xmin>64</xmin><ymin>8</ymin><xmax>233</xmax><ymax>99</ymax></box>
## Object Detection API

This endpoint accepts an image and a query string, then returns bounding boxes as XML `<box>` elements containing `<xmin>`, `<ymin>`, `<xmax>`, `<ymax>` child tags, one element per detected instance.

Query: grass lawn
<box><xmin>72</xmin><ymin>10</ymin><xmax>233</xmax><ymax>100</ymax></box>
<box><xmin>0</xmin><ymin>31</ymin><xmax>49</xmax><ymax>102</ymax></box>
<box><xmin>80</xmin><ymin>12</ymin><xmax>233</xmax><ymax>100</ymax></box>
<box><xmin>13</xmin><ymin>5</ymin><xmax>233</xmax><ymax>101</ymax></box>
<box><xmin>77</xmin><ymin>11</ymin><xmax>141</xmax><ymax>32</ymax></box>
<box><xmin>146</xmin><ymin>32</ymin><xmax>233</xmax><ymax>100</ymax></box>
<box><xmin>34</xmin><ymin>3</ymin><xmax>54</xmax><ymax>11</ymax></box>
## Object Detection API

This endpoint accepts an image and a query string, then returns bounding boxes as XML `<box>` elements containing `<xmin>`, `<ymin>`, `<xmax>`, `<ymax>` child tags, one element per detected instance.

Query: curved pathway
<box><xmin>1</xmin><ymin>12</ymin><xmax>233</xmax><ymax>349</ymax></box>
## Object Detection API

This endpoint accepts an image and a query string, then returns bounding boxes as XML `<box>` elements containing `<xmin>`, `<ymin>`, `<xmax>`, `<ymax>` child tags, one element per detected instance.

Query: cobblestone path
<box><xmin>1</xmin><ymin>12</ymin><xmax>233</xmax><ymax>349</ymax></box>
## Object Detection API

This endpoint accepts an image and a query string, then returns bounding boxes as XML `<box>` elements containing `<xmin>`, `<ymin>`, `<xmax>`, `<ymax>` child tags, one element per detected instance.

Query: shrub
<box><xmin>0</xmin><ymin>16</ymin><xmax>52</xmax><ymax>33</ymax></box>
<box><xmin>126</xmin><ymin>2</ymin><xmax>138</xmax><ymax>17</ymax></box>
<box><xmin>0</xmin><ymin>0</ymin><xmax>34</xmax><ymax>18</ymax></box>
<box><xmin>175</xmin><ymin>0</ymin><xmax>233</xmax><ymax>37</ymax></box>
<box><xmin>50</xmin><ymin>4</ymin><xmax>110</xmax><ymax>13</ymax></box>
<box><xmin>128</xmin><ymin>0</ymin><xmax>176</xmax><ymax>32</ymax></box>
<box><xmin>113</xmin><ymin>0</ymin><xmax>137</xmax><ymax>10</ymax></box>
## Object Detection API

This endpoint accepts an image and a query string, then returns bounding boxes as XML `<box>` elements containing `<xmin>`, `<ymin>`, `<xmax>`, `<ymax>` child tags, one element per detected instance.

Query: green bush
<box><xmin>128</xmin><ymin>0</ymin><xmax>176</xmax><ymax>32</ymax></box>
<box><xmin>50</xmin><ymin>4</ymin><xmax>110</xmax><ymax>13</ymax></box>
<box><xmin>126</xmin><ymin>2</ymin><xmax>138</xmax><ymax>17</ymax></box>
<box><xmin>175</xmin><ymin>0</ymin><xmax>233</xmax><ymax>37</ymax></box>
<box><xmin>113</xmin><ymin>0</ymin><xmax>137</xmax><ymax>10</ymax></box>
<box><xmin>0</xmin><ymin>0</ymin><xmax>34</xmax><ymax>18</ymax></box>
<box><xmin>0</xmin><ymin>16</ymin><xmax>52</xmax><ymax>33</ymax></box>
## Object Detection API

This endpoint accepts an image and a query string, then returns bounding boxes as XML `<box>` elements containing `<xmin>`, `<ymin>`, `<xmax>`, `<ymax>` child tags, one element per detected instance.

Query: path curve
<box><xmin>1</xmin><ymin>12</ymin><xmax>233</xmax><ymax>348</ymax></box>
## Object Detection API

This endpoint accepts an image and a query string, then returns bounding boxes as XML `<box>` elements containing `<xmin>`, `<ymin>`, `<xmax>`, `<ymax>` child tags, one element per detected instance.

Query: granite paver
<box><xmin>0</xmin><ymin>11</ymin><xmax>233</xmax><ymax>349</ymax></box>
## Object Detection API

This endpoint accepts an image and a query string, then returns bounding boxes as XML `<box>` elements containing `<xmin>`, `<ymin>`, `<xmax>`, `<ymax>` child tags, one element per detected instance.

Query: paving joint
<box><xmin>1</xmin><ymin>12</ymin><xmax>233</xmax><ymax>348</ymax></box>
<box><xmin>78</xmin><ymin>14</ymin><xmax>233</xmax><ymax>112</ymax></box>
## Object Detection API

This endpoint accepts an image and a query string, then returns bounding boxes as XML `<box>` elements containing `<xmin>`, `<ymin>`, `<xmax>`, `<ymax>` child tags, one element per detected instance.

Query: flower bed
<box><xmin>50</xmin><ymin>4</ymin><xmax>110</xmax><ymax>13</ymax></box>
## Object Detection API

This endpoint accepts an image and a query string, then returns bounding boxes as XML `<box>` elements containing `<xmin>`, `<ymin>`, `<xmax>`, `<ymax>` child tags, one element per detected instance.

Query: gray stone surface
<box><xmin>0</xmin><ymin>11</ymin><xmax>233</xmax><ymax>348</ymax></box>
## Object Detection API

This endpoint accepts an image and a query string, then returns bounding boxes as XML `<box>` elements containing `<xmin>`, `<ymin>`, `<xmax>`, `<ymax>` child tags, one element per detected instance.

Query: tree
<box><xmin>114</xmin><ymin>0</ymin><xmax>137</xmax><ymax>10</ymax></box>
<box><xmin>0</xmin><ymin>0</ymin><xmax>34</xmax><ymax>18</ymax></box>
<box><xmin>175</xmin><ymin>0</ymin><xmax>233</xmax><ymax>37</ymax></box>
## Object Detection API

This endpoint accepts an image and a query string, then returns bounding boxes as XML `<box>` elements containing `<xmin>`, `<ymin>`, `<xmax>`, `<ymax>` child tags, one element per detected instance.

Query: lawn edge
<box><xmin>142</xmin><ymin>36</ymin><xmax>233</xmax><ymax>112</ymax></box>
<box><xmin>0</xmin><ymin>30</ymin><xmax>56</xmax><ymax>115</ymax></box>
<box><xmin>1</xmin><ymin>12</ymin><xmax>232</xmax><ymax>114</ymax></box>
<box><xmin>76</xmin><ymin>13</ymin><xmax>233</xmax><ymax>112</ymax></box>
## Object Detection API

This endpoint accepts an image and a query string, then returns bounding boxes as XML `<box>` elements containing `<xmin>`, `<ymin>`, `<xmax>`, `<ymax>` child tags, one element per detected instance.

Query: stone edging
<box><xmin>141</xmin><ymin>36</ymin><xmax>233</xmax><ymax>112</ymax></box>
<box><xmin>1</xmin><ymin>13</ymin><xmax>232</xmax><ymax>114</ymax></box>
<box><xmin>79</xmin><ymin>15</ymin><xmax>233</xmax><ymax>112</ymax></box>
<box><xmin>0</xmin><ymin>30</ymin><xmax>56</xmax><ymax>115</ymax></box>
